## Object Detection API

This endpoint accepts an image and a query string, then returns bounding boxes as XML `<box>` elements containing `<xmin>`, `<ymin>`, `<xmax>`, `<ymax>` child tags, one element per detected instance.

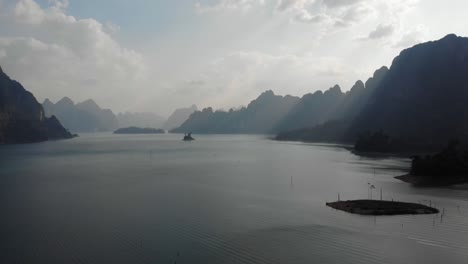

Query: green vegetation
<box><xmin>353</xmin><ymin>131</ymin><xmax>441</xmax><ymax>154</ymax></box>
<box><xmin>402</xmin><ymin>141</ymin><xmax>468</xmax><ymax>185</ymax></box>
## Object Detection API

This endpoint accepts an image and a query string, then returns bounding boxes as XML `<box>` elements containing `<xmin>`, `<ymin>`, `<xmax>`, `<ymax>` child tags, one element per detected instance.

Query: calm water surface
<box><xmin>0</xmin><ymin>134</ymin><xmax>467</xmax><ymax>264</ymax></box>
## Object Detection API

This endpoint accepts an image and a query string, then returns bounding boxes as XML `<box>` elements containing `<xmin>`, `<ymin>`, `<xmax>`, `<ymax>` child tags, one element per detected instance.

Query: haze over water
<box><xmin>0</xmin><ymin>134</ymin><xmax>467</xmax><ymax>264</ymax></box>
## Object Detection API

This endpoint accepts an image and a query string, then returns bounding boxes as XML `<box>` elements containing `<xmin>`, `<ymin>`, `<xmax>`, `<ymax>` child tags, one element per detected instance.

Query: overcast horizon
<box><xmin>0</xmin><ymin>0</ymin><xmax>467</xmax><ymax>116</ymax></box>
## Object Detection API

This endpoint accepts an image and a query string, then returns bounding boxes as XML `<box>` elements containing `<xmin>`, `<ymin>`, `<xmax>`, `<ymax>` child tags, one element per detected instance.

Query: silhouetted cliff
<box><xmin>349</xmin><ymin>34</ymin><xmax>468</xmax><ymax>148</ymax></box>
<box><xmin>0</xmin><ymin>66</ymin><xmax>73</xmax><ymax>144</ymax></box>
<box><xmin>278</xmin><ymin>34</ymin><xmax>468</xmax><ymax>152</ymax></box>
<box><xmin>164</xmin><ymin>105</ymin><xmax>197</xmax><ymax>130</ymax></box>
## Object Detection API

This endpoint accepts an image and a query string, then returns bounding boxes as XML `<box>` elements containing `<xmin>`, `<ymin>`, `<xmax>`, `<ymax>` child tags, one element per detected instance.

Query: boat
<box><xmin>183</xmin><ymin>132</ymin><xmax>195</xmax><ymax>141</ymax></box>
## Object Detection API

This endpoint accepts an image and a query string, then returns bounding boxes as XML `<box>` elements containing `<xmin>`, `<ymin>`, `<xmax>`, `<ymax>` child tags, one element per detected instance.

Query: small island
<box><xmin>183</xmin><ymin>132</ymin><xmax>195</xmax><ymax>141</ymax></box>
<box><xmin>326</xmin><ymin>200</ymin><xmax>439</xmax><ymax>215</ymax></box>
<box><xmin>114</xmin><ymin>127</ymin><xmax>165</xmax><ymax>134</ymax></box>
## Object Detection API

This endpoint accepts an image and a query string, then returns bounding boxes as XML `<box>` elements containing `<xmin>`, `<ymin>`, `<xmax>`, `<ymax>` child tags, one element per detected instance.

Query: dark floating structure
<box><xmin>326</xmin><ymin>200</ymin><xmax>439</xmax><ymax>215</ymax></box>
<box><xmin>183</xmin><ymin>132</ymin><xmax>195</xmax><ymax>141</ymax></box>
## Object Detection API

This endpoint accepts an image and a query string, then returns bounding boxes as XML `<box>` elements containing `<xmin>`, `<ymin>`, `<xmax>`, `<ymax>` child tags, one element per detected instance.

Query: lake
<box><xmin>0</xmin><ymin>134</ymin><xmax>467</xmax><ymax>264</ymax></box>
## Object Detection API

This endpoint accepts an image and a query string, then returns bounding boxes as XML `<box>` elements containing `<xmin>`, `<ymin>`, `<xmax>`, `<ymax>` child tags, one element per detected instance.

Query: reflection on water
<box><xmin>0</xmin><ymin>133</ymin><xmax>467</xmax><ymax>263</ymax></box>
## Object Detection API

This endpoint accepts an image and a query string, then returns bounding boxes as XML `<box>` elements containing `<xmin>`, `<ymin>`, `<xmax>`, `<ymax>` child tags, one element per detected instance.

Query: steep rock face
<box><xmin>332</xmin><ymin>66</ymin><xmax>388</xmax><ymax>123</ymax></box>
<box><xmin>43</xmin><ymin>97</ymin><xmax>118</xmax><ymax>133</ymax></box>
<box><xmin>164</xmin><ymin>105</ymin><xmax>198</xmax><ymax>131</ymax></box>
<box><xmin>172</xmin><ymin>91</ymin><xmax>299</xmax><ymax>134</ymax></box>
<box><xmin>0</xmin><ymin>66</ymin><xmax>73</xmax><ymax>144</ymax></box>
<box><xmin>349</xmin><ymin>34</ymin><xmax>468</xmax><ymax>146</ymax></box>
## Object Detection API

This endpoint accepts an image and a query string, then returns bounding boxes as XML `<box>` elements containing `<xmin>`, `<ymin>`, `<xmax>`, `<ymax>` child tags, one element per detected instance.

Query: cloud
<box><xmin>322</xmin><ymin>0</ymin><xmax>367</xmax><ymax>9</ymax></box>
<box><xmin>105</xmin><ymin>21</ymin><xmax>120</xmax><ymax>34</ymax></box>
<box><xmin>276</xmin><ymin>0</ymin><xmax>310</xmax><ymax>11</ymax></box>
<box><xmin>387</xmin><ymin>0</ymin><xmax>420</xmax><ymax>14</ymax></box>
<box><xmin>274</xmin><ymin>0</ymin><xmax>422</xmax><ymax>31</ymax></box>
<box><xmin>0</xmin><ymin>0</ymin><xmax>433</xmax><ymax>115</ymax></box>
<box><xmin>48</xmin><ymin>0</ymin><xmax>70</xmax><ymax>10</ymax></box>
<box><xmin>14</xmin><ymin>0</ymin><xmax>45</xmax><ymax>24</ymax></box>
<box><xmin>0</xmin><ymin>0</ymin><xmax>147</xmax><ymax>110</ymax></box>
<box><xmin>368</xmin><ymin>23</ymin><xmax>395</xmax><ymax>39</ymax></box>
<box><xmin>393</xmin><ymin>24</ymin><xmax>429</xmax><ymax>48</ymax></box>
<box><xmin>294</xmin><ymin>10</ymin><xmax>330</xmax><ymax>23</ymax></box>
<box><xmin>276</xmin><ymin>0</ymin><xmax>377</xmax><ymax>26</ymax></box>
<box><xmin>339</xmin><ymin>3</ymin><xmax>376</xmax><ymax>23</ymax></box>
<box><xmin>195</xmin><ymin>0</ymin><xmax>265</xmax><ymax>13</ymax></box>
<box><xmin>174</xmin><ymin>50</ymin><xmax>357</xmax><ymax>108</ymax></box>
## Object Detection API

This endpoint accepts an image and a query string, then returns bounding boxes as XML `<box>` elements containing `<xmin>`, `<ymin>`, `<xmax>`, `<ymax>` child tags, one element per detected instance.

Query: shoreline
<box><xmin>273</xmin><ymin>138</ymin><xmax>432</xmax><ymax>158</ymax></box>
<box><xmin>395</xmin><ymin>174</ymin><xmax>468</xmax><ymax>187</ymax></box>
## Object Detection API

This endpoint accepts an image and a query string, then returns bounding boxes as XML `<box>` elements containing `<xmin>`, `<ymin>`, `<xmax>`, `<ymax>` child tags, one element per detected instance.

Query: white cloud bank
<box><xmin>0</xmin><ymin>0</ymin><xmax>147</xmax><ymax>111</ymax></box>
<box><xmin>0</xmin><ymin>0</ymin><xmax>456</xmax><ymax>115</ymax></box>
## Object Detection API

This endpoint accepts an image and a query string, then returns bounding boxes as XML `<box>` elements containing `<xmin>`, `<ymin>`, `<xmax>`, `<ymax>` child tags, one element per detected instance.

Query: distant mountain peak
<box><xmin>43</xmin><ymin>97</ymin><xmax>118</xmax><ymax>133</ymax></box>
<box><xmin>76</xmin><ymin>99</ymin><xmax>102</xmax><ymax>112</ymax></box>
<box><xmin>202</xmin><ymin>107</ymin><xmax>214</xmax><ymax>113</ymax></box>
<box><xmin>350</xmin><ymin>80</ymin><xmax>365</xmax><ymax>92</ymax></box>
<box><xmin>57</xmin><ymin>96</ymin><xmax>75</xmax><ymax>106</ymax></box>
<box><xmin>80</xmin><ymin>99</ymin><xmax>99</xmax><ymax>106</ymax></box>
<box><xmin>441</xmin><ymin>33</ymin><xmax>459</xmax><ymax>41</ymax></box>
<box><xmin>260</xmin><ymin>90</ymin><xmax>275</xmax><ymax>97</ymax></box>
<box><xmin>324</xmin><ymin>85</ymin><xmax>343</xmax><ymax>96</ymax></box>
<box><xmin>368</xmin><ymin>66</ymin><xmax>389</xmax><ymax>84</ymax></box>
<box><xmin>375</xmin><ymin>66</ymin><xmax>389</xmax><ymax>74</ymax></box>
<box><xmin>332</xmin><ymin>84</ymin><xmax>341</xmax><ymax>90</ymax></box>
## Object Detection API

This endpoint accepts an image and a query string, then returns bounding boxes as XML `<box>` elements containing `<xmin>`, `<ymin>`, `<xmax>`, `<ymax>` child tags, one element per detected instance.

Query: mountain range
<box><xmin>172</xmin><ymin>91</ymin><xmax>299</xmax><ymax>134</ymax></box>
<box><xmin>172</xmin><ymin>69</ymin><xmax>386</xmax><ymax>136</ymax></box>
<box><xmin>176</xmin><ymin>34</ymin><xmax>468</xmax><ymax>152</ymax></box>
<box><xmin>3</xmin><ymin>34</ymin><xmax>468</xmax><ymax>150</ymax></box>
<box><xmin>43</xmin><ymin>98</ymin><xmax>199</xmax><ymax>133</ymax></box>
<box><xmin>43</xmin><ymin>97</ymin><xmax>119</xmax><ymax>133</ymax></box>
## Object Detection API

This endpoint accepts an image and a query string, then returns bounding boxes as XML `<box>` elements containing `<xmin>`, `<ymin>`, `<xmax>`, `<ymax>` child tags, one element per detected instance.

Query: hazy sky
<box><xmin>0</xmin><ymin>0</ymin><xmax>467</xmax><ymax>116</ymax></box>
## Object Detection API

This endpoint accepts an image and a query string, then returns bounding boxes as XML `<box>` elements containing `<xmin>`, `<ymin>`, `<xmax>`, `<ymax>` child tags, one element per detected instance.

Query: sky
<box><xmin>0</xmin><ymin>0</ymin><xmax>467</xmax><ymax>116</ymax></box>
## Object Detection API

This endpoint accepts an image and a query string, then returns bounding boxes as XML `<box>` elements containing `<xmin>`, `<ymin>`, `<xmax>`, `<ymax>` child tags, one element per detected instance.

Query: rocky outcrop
<box><xmin>0</xmin><ymin>66</ymin><xmax>73</xmax><ymax>144</ymax></box>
